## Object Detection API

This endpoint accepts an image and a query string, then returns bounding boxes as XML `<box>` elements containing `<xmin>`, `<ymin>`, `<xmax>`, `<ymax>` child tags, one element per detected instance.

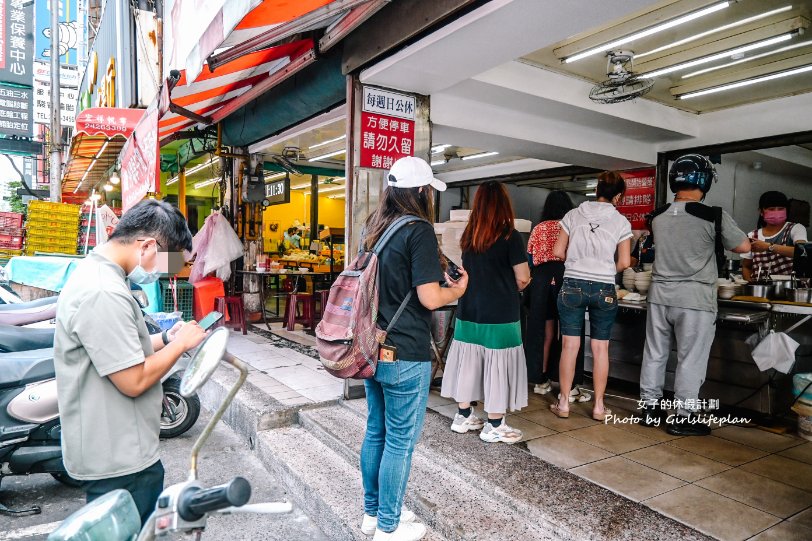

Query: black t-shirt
<box><xmin>376</xmin><ymin>221</ymin><xmax>444</xmax><ymax>362</ymax></box>
<box><xmin>457</xmin><ymin>229</ymin><xmax>527</xmax><ymax>325</ymax></box>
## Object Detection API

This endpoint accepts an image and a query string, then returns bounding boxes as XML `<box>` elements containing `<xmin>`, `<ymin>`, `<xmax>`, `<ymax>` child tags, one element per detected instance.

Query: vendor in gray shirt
<box><xmin>638</xmin><ymin>156</ymin><xmax>750</xmax><ymax>436</ymax></box>
<box><xmin>54</xmin><ymin>200</ymin><xmax>206</xmax><ymax>525</ymax></box>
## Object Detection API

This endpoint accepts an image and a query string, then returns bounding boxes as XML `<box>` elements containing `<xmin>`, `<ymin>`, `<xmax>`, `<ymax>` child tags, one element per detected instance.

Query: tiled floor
<box><xmin>226</xmin><ymin>326</ymin><xmax>812</xmax><ymax>541</ymax></box>
<box><xmin>227</xmin><ymin>327</ymin><xmax>343</xmax><ymax>407</ymax></box>
<box><xmin>427</xmin><ymin>387</ymin><xmax>812</xmax><ymax>541</ymax></box>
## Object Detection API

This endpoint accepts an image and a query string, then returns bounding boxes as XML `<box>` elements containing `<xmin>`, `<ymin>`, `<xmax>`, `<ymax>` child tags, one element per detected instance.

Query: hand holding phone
<box><xmin>445</xmin><ymin>258</ymin><xmax>463</xmax><ymax>282</ymax></box>
<box><xmin>197</xmin><ymin>310</ymin><xmax>224</xmax><ymax>331</ymax></box>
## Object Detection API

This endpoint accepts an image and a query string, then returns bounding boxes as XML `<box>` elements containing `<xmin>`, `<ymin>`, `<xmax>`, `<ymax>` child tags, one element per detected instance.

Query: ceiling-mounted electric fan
<box><xmin>589</xmin><ymin>51</ymin><xmax>654</xmax><ymax>104</ymax></box>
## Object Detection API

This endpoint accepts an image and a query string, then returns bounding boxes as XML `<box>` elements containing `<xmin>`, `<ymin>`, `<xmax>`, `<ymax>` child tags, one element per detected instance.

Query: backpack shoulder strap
<box><xmin>373</xmin><ymin>215</ymin><xmax>430</xmax><ymax>254</ymax></box>
<box><xmin>684</xmin><ymin>202</ymin><xmax>715</xmax><ymax>222</ymax></box>
<box><xmin>684</xmin><ymin>203</ymin><xmax>725</xmax><ymax>276</ymax></box>
<box><xmin>648</xmin><ymin>203</ymin><xmax>671</xmax><ymax>221</ymax></box>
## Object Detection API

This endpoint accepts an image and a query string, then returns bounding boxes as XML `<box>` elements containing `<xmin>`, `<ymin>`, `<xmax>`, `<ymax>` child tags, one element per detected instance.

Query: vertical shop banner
<box><xmin>618</xmin><ymin>168</ymin><xmax>656</xmax><ymax>229</ymax></box>
<box><xmin>120</xmin><ymin>102</ymin><xmax>160</xmax><ymax>210</ymax></box>
<box><xmin>0</xmin><ymin>0</ymin><xmax>34</xmax><ymax>86</ymax></box>
<box><xmin>35</xmin><ymin>0</ymin><xmax>78</xmax><ymax>64</ymax></box>
<box><xmin>0</xmin><ymin>83</ymin><xmax>32</xmax><ymax>136</ymax></box>
<box><xmin>360</xmin><ymin>87</ymin><xmax>416</xmax><ymax>169</ymax></box>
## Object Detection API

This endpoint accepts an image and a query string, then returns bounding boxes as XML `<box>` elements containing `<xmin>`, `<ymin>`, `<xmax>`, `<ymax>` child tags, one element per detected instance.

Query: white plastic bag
<box><xmin>751</xmin><ymin>331</ymin><xmax>800</xmax><ymax>374</ymax></box>
<box><xmin>189</xmin><ymin>212</ymin><xmax>244</xmax><ymax>283</ymax></box>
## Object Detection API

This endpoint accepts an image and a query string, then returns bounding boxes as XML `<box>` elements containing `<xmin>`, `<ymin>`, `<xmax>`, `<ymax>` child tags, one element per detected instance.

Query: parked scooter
<box><xmin>0</xmin><ymin>296</ymin><xmax>58</xmax><ymax>326</ymax></box>
<box><xmin>47</xmin><ymin>327</ymin><xmax>293</xmax><ymax>540</ymax></box>
<box><xmin>0</xmin><ymin>347</ymin><xmax>76</xmax><ymax>516</ymax></box>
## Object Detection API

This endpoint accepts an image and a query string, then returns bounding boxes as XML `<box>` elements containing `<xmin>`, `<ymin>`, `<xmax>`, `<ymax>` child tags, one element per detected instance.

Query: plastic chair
<box><xmin>314</xmin><ymin>290</ymin><xmax>330</xmax><ymax>320</ymax></box>
<box><xmin>214</xmin><ymin>295</ymin><xmax>246</xmax><ymax>335</ymax></box>
<box><xmin>284</xmin><ymin>293</ymin><xmax>315</xmax><ymax>331</ymax></box>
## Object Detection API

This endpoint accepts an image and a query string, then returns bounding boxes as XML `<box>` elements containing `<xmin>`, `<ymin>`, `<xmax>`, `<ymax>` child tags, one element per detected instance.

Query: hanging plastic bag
<box><xmin>751</xmin><ymin>330</ymin><xmax>800</xmax><ymax>374</ymax></box>
<box><xmin>202</xmin><ymin>213</ymin><xmax>244</xmax><ymax>281</ymax></box>
<box><xmin>189</xmin><ymin>213</ymin><xmax>216</xmax><ymax>283</ymax></box>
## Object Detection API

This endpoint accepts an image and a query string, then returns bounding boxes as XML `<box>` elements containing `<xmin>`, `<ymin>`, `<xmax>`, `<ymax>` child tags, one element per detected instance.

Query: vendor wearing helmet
<box><xmin>637</xmin><ymin>155</ymin><xmax>750</xmax><ymax>436</ymax></box>
<box><xmin>741</xmin><ymin>191</ymin><xmax>807</xmax><ymax>282</ymax></box>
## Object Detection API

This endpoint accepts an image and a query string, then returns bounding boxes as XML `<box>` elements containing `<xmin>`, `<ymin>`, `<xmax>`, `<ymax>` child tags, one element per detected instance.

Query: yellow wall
<box><xmin>262</xmin><ymin>192</ymin><xmax>345</xmax><ymax>252</ymax></box>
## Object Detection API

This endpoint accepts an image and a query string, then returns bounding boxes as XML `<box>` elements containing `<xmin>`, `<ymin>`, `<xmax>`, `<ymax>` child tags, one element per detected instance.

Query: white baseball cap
<box><xmin>387</xmin><ymin>156</ymin><xmax>447</xmax><ymax>192</ymax></box>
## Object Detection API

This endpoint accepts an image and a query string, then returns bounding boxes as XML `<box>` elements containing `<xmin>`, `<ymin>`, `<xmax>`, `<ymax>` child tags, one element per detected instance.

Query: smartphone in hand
<box><xmin>443</xmin><ymin>255</ymin><xmax>463</xmax><ymax>282</ymax></box>
<box><xmin>198</xmin><ymin>310</ymin><xmax>224</xmax><ymax>331</ymax></box>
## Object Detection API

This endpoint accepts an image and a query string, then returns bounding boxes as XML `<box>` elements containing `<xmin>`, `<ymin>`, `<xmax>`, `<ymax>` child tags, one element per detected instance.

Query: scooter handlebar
<box><xmin>178</xmin><ymin>477</ymin><xmax>251</xmax><ymax>522</ymax></box>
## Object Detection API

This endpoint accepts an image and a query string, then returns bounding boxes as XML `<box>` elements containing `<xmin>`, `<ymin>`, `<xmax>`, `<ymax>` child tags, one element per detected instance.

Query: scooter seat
<box><xmin>0</xmin><ymin>325</ymin><xmax>55</xmax><ymax>353</ymax></box>
<box><xmin>0</xmin><ymin>348</ymin><xmax>55</xmax><ymax>389</ymax></box>
<box><xmin>0</xmin><ymin>296</ymin><xmax>58</xmax><ymax>311</ymax></box>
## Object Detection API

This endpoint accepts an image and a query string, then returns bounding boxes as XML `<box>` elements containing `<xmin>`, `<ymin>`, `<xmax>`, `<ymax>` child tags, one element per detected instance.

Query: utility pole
<box><xmin>49</xmin><ymin>0</ymin><xmax>62</xmax><ymax>202</ymax></box>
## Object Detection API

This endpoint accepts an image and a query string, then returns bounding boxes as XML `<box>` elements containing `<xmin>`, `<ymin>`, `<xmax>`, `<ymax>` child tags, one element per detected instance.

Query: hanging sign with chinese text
<box><xmin>0</xmin><ymin>0</ymin><xmax>34</xmax><ymax>86</ymax></box>
<box><xmin>33</xmin><ymin>79</ymin><xmax>77</xmax><ymax>127</ymax></box>
<box><xmin>0</xmin><ymin>83</ymin><xmax>31</xmax><ymax>136</ymax></box>
<box><xmin>618</xmin><ymin>168</ymin><xmax>656</xmax><ymax>230</ymax></box>
<box><xmin>360</xmin><ymin>86</ymin><xmax>415</xmax><ymax>170</ymax></box>
<box><xmin>120</xmin><ymin>101</ymin><xmax>160</xmax><ymax>210</ymax></box>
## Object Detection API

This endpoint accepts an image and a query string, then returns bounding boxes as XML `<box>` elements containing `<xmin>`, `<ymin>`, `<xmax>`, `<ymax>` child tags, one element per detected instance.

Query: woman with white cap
<box><xmin>359</xmin><ymin>157</ymin><xmax>467</xmax><ymax>541</ymax></box>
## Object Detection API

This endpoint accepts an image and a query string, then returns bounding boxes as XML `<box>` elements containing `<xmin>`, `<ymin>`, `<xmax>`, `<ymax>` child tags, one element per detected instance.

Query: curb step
<box><xmin>299</xmin><ymin>401</ymin><xmax>711</xmax><ymax>541</ymax></box>
<box><xmin>256</xmin><ymin>426</ymin><xmax>449</xmax><ymax>541</ymax></box>
<box><xmin>300</xmin><ymin>405</ymin><xmax>557</xmax><ymax>541</ymax></box>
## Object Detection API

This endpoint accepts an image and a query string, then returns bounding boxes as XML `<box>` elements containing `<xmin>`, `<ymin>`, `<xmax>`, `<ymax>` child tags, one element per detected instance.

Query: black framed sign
<box><xmin>264</xmin><ymin>177</ymin><xmax>290</xmax><ymax>205</ymax></box>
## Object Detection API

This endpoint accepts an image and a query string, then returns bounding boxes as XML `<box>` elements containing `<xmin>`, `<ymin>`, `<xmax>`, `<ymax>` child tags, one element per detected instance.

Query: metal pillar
<box><xmin>310</xmin><ymin>174</ymin><xmax>319</xmax><ymax>246</ymax></box>
<box><xmin>49</xmin><ymin>0</ymin><xmax>62</xmax><ymax>201</ymax></box>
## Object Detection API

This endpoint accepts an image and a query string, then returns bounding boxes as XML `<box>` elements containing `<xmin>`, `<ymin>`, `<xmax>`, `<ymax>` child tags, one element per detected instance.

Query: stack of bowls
<box><xmin>634</xmin><ymin>270</ymin><xmax>652</xmax><ymax>295</ymax></box>
<box><xmin>717</xmin><ymin>279</ymin><xmax>743</xmax><ymax>300</ymax></box>
<box><xmin>622</xmin><ymin>268</ymin><xmax>636</xmax><ymax>291</ymax></box>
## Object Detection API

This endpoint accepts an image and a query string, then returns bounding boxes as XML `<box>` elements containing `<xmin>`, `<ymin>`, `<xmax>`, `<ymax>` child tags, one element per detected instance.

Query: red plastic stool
<box><xmin>214</xmin><ymin>295</ymin><xmax>246</xmax><ymax>335</ymax></box>
<box><xmin>284</xmin><ymin>293</ymin><xmax>315</xmax><ymax>331</ymax></box>
<box><xmin>314</xmin><ymin>290</ymin><xmax>330</xmax><ymax>320</ymax></box>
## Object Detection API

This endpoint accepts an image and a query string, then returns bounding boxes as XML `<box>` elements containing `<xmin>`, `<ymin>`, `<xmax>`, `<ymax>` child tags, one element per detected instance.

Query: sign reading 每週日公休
<box><xmin>360</xmin><ymin>87</ymin><xmax>416</xmax><ymax>170</ymax></box>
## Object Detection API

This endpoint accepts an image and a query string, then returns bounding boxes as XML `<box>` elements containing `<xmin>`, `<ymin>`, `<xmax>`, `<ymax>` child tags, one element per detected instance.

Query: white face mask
<box><xmin>127</xmin><ymin>240</ymin><xmax>161</xmax><ymax>284</ymax></box>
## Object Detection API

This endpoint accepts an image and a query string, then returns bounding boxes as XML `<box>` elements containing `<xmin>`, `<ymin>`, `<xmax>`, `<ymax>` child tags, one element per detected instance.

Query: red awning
<box><xmin>159</xmin><ymin>39</ymin><xmax>315</xmax><ymax>141</ymax></box>
<box><xmin>63</xmin><ymin>108</ymin><xmax>146</xmax><ymax>195</ymax></box>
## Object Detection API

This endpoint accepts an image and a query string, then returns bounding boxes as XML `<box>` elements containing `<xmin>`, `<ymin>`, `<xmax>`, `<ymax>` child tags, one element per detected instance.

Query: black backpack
<box><xmin>648</xmin><ymin>202</ymin><xmax>726</xmax><ymax>277</ymax></box>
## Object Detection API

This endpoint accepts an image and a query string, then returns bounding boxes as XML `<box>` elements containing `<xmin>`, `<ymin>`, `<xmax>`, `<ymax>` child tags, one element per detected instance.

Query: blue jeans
<box><xmin>361</xmin><ymin>360</ymin><xmax>431</xmax><ymax>533</ymax></box>
<box><xmin>557</xmin><ymin>278</ymin><xmax>618</xmax><ymax>340</ymax></box>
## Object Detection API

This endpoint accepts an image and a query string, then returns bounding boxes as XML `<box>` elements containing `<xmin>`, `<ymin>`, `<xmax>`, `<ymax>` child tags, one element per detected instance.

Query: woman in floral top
<box><xmin>525</xmin><ymin>191</ymin><xmax>590</xmax><ymax>402</ymax></box>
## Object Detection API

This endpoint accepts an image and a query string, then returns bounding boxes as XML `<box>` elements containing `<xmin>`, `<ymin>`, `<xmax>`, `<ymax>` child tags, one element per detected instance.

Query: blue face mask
<box><xmin>128</xmin><ymin>241</ymin><xmax>161</xmax><ymax>284</ymax></box>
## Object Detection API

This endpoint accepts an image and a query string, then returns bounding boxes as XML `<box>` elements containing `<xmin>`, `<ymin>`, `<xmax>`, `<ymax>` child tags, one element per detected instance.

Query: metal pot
<box><xmin>771</xmin><ymin>280</ymin><xmax>794</xmax><ymax>299</ymax></box>
<box><xmin>787</xmin><ymin>288</ymin><xmax>812</xmax><ymax>304</ymax></box>
<box><xmin>745</xmin><ymin>284</ymin><xmax>775</xmax><ymax>299</ymax></box>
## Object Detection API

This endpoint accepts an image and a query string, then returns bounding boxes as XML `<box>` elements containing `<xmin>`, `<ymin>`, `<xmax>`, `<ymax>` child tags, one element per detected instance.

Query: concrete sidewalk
<box><xmin>210</xmin><ymin>327</ymin><xmax>812</xmax><ymax>541</ymax></box>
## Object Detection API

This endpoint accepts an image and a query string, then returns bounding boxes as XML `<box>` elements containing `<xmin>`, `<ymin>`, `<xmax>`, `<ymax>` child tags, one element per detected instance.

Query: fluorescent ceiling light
<box><xmin>431</xmin><ymin>144</ymin><xmax>451</xmax><ymax>153</ymax></box>
<box><xmin>430</xmin><ymin>159</ymin><xmax>445</xmax><ymax>167</ymax></box>
<box><xmin>309</xmin><ymin>135</ymin><xmax>346</xmax><ymax>150</ymax></box>
<box><xmin>318</xmin><ymin>185</ymin><xmax>346</xmax><ymax>194</ymax></box>
<box><xmin>677</xmin><ymin>62</ymin><xmax>812</xmax><ymax>99</ymax></box>
<box><xmin>461</xmin><ymin>151</ymin><xmax>499</xmax><ymax>161</ymax></box>
<box><xmin>308</xmin><ymin>149</ymin><xmax>345</xmax><ymax>162</ymax></box>
<box><xmin>168</xmin><ymin>156</ymin><xmax>217</xmax><ymax>185</ymax></box>
<box><xmin>640</xmin><ymin>32</ymin><xmax>796</xmax><ymax>78</ymax></box>
<box><xmin>586</xmin><ymin>180</ymin><xmax>598</xmax><ymax>188</ymax></box>
<box><xmin>264</xmin><ymin>172</ymin><xmax>287</xmax><ymax>180</ymax></box>
<box><xmin>194</xmin><ymin>178</ymin><xmax>220</xmax><ymax>189</ymax></box>
<box><xmin>637</xmin><ymin>5</ymin><xmax>794</xmax><ymax>59</ymax></box>
<box><xmin>329</xmin><ymin>194</ymin><xmax>345</xmax><ymax>199</ymax></box>
<box><xmin>682</xmin><ymin>39</ymin><xmax>812</xmax><ymax>79</ymax></box>
<box><xmin>291</xmin><ymin>183</ymin><xmax>311</xmax><ymax>189</ymax></box>
<box><xmin>586</xmin><ymin>192</ymin><xmax>597</xmax><ymax>197</ymax></box>
<box><xmin>563</xmin><ymin>1</ymin><xmax>730</xmax><ymax>63</ymax></box>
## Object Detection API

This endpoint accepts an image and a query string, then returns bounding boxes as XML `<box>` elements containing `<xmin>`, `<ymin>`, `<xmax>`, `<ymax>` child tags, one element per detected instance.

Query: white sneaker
<box><xmin>533</xmin><ymin>381</ymin><xmax>552</xmax><ymax>395</ymax></box>
<box><xmin>450</xmin><ymin>411</ymin><xmax>485</xmax><ymax>433</ymax></box>
<box><xmin>559</xmin><ymin>387</ymin><xmax>592</xmax><ymax>403</ymax></box>
<box><xmin>479</xmin><ymin>421</ymin><xmax>523</xmax><ymax>444</ymax></box>
<box><xmin>361</xmin><ymin>508</ymin><xmax>416</xmax><ymax>536</ymax></box>
<box><xmin>372</xmin><ymin>522</ymin><xmax>427</xmax><ymax>541</ymax></box>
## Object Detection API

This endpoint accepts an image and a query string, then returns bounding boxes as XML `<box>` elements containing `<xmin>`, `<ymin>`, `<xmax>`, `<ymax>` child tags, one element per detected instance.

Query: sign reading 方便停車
<box><xmin>360</xmin><ymin>87</ymin><xmax>416</xmax><ymax>170</ymax></box>
<box><xmin>617</xmin><ymin>168</ymin><xmax>656</xmax><ymax>230</ymax></box>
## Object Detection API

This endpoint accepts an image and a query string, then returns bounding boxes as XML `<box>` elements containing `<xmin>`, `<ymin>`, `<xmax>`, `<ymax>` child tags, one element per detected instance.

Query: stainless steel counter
<box><xmin>591</xmin><ymin>297</ymin><xmax>810</xmax><ymax>415</ymax></box>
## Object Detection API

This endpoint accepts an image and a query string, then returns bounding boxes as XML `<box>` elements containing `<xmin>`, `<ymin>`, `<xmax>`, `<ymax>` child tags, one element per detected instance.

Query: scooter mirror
<box><xmin>180</xmin><ymin>327</ymin><xmax>229</xmax><ymax>397</ymax></box>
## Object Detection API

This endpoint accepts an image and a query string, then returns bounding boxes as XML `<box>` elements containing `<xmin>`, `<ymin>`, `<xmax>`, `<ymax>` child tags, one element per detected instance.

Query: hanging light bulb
<box><xmin>109</xmin><ymin>170</ymin><xmax>120</xmax><ymax>185</ymax></box>
<box><xmin>103</xmin><ymin>183</ymin><xmax>113</xmax><ymax>192</ymax></box>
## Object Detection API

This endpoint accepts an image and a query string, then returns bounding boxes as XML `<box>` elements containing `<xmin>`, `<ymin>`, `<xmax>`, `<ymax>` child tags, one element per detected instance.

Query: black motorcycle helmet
<box><xmin>668</xmin><ymin>154</ymin><xmax>716</xmax><ymax>194</ymax></box>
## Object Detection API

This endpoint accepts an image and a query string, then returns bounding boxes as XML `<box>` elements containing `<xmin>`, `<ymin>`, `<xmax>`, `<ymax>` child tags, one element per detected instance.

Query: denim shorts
<box><xmin>557</xmin><ymin>278</ymin><xmax>618</xmax><ymax>340</ymax></box>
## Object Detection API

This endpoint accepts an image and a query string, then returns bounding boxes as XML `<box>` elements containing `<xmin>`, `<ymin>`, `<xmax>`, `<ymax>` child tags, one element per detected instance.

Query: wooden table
<box><xmin>238</xmin><ymin>269</ymin><xmax>327</xmax><ymax>331</ymax></box>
